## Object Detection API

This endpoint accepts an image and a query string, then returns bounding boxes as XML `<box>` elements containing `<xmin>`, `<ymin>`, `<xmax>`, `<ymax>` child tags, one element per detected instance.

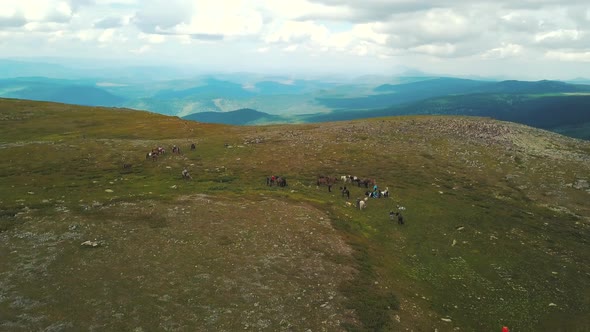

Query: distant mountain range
<box><xmin>183</xmin><ymin>108</ymin><xmax>283</xmax><ymax>125</ymax></box>
<box><xmin>0</xmin><ymin>70</ymin><xmax>589</xmax><ymax>140</ymax></box>
<box><xmin>0</xmin><ymin>78</ymin><xmax>126</xmax><ymax>106</ymax></box>
<box><xmin>180</xmin><ymin>79</ymin><xmax>590</xmax><ymax>140</ymax></box>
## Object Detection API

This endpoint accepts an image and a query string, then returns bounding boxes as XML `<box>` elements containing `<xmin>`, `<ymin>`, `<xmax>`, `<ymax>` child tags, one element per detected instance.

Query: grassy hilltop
<box><xmin>1</xmin><ymin>98</ymin><xmax>589</xmax><ymax>331</ymax></box>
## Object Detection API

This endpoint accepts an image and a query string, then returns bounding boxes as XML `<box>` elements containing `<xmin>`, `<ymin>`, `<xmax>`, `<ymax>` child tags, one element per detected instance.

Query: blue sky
<box><xmin>1</xmin><ymin>0</ymin><xmax>590</xmax><ymax>79</ymax></box>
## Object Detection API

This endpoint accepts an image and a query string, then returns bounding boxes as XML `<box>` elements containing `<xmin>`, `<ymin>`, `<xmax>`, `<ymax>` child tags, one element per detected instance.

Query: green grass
<box><xmin>1</xmin><ymin>98</ymin><xmax>589</xmax><ymax>331</ymax></box>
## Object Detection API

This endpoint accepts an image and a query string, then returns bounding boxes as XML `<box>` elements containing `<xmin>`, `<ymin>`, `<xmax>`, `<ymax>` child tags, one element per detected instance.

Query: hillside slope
<box><xmin>303</xmin><ymin>93</ymin><xmax>590</xmax><ymax>140</ymax></box>
<box><xmin>1</xmin><ymin>98</ymin><xmax>589</xmax><ymax>331</ymax></box>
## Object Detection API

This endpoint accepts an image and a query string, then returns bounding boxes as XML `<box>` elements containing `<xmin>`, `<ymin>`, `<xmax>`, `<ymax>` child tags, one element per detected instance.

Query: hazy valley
<box><xmin>2</xmin><ymin>60</ymin><xmax>590</xmax><ymax>141</ymax></box>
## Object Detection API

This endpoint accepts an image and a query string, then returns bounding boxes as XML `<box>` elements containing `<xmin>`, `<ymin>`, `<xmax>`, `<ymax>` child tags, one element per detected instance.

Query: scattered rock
<box><xmin>548</xmin><ymin>303</ymin><xmax>558</xmax><ymax>307</ymax></box>
<box><xmin>105</xmin><ymin>189</ymin><xmax>114</xmax><ymax>193</ymax></box>
<box><xmin>456</xmin><ymin>226</ymin><xmax>465</xmax><ymax>231</ymax></box>
<box><xmin>441</xmin><ymin>317</ymin><xmax>452</xmax><ymax>322</ymax></box>
<box><xmin>68</xmin><ymin>224</ymin><xmax>79</xmax><ymax>231</ymax></box>
<box><xmin>81</xmin><ymin>240</ymin><xmax>100</xmax><ymax>248</ymax></box>
<box><xmin>452</xmin><ymin>239</ymin><xmax>457</xmax><ymax>247</ymax></box>
<box><xmin>573</xmin><ymin>179</ymin><xmax>589</xmax><ymax>190</ymax></box>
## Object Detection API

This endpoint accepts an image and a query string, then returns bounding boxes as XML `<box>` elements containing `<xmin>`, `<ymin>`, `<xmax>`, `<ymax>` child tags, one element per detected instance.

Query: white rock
<box><xmin>105</xmin><ymin>189</ymin><xmax>114</xmax><ymax>193</ymax></box>
<box><xmin>441</xmin><ymin>318</ymin><xmax>452</xmax><ymax>322</ymax></box>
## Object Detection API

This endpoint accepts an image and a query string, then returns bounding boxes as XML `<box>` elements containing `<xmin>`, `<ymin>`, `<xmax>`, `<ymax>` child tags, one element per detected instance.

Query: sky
<box><xmin>1</xmin><ymin>0</ymin><xmax>590</xmax><ymax>79</ymax></box>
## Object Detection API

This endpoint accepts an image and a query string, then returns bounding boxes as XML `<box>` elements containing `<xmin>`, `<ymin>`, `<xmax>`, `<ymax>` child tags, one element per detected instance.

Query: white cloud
<box><xmin>132</xmin><ymin>0</ymin><xmax>263</xmax><ymax>39</ymax></box>
<box><xmin>545</xmin><ymin>50</ymin><xmax>590</xmax><ymax>62</ymax></box>
<box><xmin>264</xmin><ymin>21</ymin><xmax>330</xmax><ymax>44</ymax></box>
<box><xmin>283</xmin><ymin>44</ymin><xmax>299</xmax><ymax>52</ymax></box>
<box><xmin>76</xmin><ymin>29</ymin><xmax>96</xmax><ymax>41</ymax></box>
<box><xmin>410</xmin><ymin>43</ymin><xmax>457</xmax><ymax>57</ymax></box>
<box><xmin>536</xmin><ymin>29</ymin><xmax>581</xmax><ymax>42</ymax></box>
<box><xmin>1</xmin><ymin>0</ymin><xmax>590</xmax><ymax>78</ymax></box>
<box><xmin>482</xmin><ymin>43</ymin><xmax>524</xmax><ymax>59</ymax></box>
<box><xmin>139</xmin><ymin>32</ymin><xmax>165</xmax><ymax>44</ymax></box>
<box><xmin>2</xmin><ymin>0</ymin><xmax>74</xmax><ymax>23</ymax></box>
<box><xmin>130</xmin><ymin>44</ymin><xmax>151</xmax><ymax>54</ymax></box>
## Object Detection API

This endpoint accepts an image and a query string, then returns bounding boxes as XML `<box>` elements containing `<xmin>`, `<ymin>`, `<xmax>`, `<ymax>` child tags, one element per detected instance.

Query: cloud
<box><xmin>264</xmin><ymin>20</ymin><xmax>330</xmax><ymax>44</ymax></box>
<box><xmin>189</xmin><ymin>33</ymin><xmax>224</xmax><ymax>41</ymax></box>
<box><xmin>2</xmin><ymin>0</ymin><xmax>590</xmax><ymax>79</ymax></box>
<box><xmin>545</xmin><ymin>50</ymin><xmax>590</xmax><ymax>62</ymax></box>
<box><xmin>0</xmin><ymin>0</ymin><xmax>95</xmax><ymax>32</ymax></box>
<box><xmin>132</xmin><ymin>0</ymin><xmax>193</xmax><ymax>34</ymax></box>
<box><xmin>0</xmin><ymin>10</ymin><xmax>27</xmax><ymax>28</ymax></box>
<box><xmin>534</xmin><ymin>29</ymin><xmax>590</xmax><ymax>49</ymax></box>
<box><xmin>482</xmin><ymin>43</ymin><xmax>524</xmax><ymax>59</ymax></box>
<box><xmin>130</xmin><ymin>44</ymin><xmax>150</xmax><ymax>54</ymax></box>
<box><xmin>409</xmin><ymin>43</ymin><xmax>457</xmax><ymax>57</ymax></box>
<box><xmin>131</xmin><ymin>0</ymin><xmax>263</xmax><ymax>39</ymax></box>
<box><xmin>94</xmin><ymin>16</ymin><xmax>125</xmax><ymax>29</ymax></box>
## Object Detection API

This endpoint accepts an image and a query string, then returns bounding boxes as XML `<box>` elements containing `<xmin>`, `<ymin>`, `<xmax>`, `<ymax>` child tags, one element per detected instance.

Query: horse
<box><xmin>380</xmin><ymin>187</ymin><xmax>389</xmax><ymax>198</ymax></box>
<box><xmin>190</xmin><ymin>143</ymin><xmax>196</xmax><ymax>150</ymax></box>
<box><xmin>317</xmin><ymin>176</ymin><xmax>337</xmax><ymax>186</ymax></box>
<box><xmin>340</xmin><ymin>175</ymin><xmax>350</xmax><ymax>183</ymax></box>
<box><xmin>266</xmin><ymin>176</ymin><xmax>286</xmax><ymax>187</ymax></box>
<box><xmin>276</xmin><ymin>177</ymin><xmax>287</xmax><ymax>187</ymax></box>
<box><xmin>359</xmin><ymin>200</ymin><xmax>366</xmax><ymax>210</ymax></box>
<box><xmin>123</xmin><ymin>163</ymin><xmax>132</xmax><ymax>169</ymax></box>
<box><xmin>147</xmin><ymin>152</ymin><xmax>158</xmax><ymax>161</ymax></box>
<box><xmin>340</xmin><ymin>187</ymin><xmax>350</xmax><ymax>199</ymax></box>
<box><xmin>182</xmin><ymin>169</ymin><xmax>192</xmax><ymax>180</ymax></box>
<box><xmin>358</xmin><ymin>178</ymin><xmax>375</xmax><ymax>188</ymax></box>
<box><xmin>317</xmin><ymin>176</ymin><xmax>337</xmax><ymax>192</ymax></box>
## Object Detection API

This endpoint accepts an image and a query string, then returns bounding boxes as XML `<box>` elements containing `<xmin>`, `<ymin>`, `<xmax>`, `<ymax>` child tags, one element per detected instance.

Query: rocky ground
<box><xmin>0</xmin><ymin>194</ymin><xmax>356</xmax><ymax>331</ymax></box>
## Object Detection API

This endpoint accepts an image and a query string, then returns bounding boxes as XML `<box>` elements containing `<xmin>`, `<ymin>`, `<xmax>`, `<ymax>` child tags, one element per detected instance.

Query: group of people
<box><xmin>266</xmin><ymin>175</ymin><xmax>287</xmax><ymax>187</ymax></box>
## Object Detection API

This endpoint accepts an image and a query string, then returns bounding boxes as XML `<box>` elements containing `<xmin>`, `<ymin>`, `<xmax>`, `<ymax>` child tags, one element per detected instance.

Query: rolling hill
<box><xmin>302</xmin><ymin>93</ymin><xmax>590</xmax><ymax>140</ymax></box>
<box><xmin>0</xmin><ymin>78</ymin><xmax>126</xmax><ymax>107</ymax></box>
<box><xmin>316</xmin><ymin>78</ymin><xmax>590</xmax><ymax>110</ymax></box>
<box><xmin>1</xmin><ymin>97</ymin><xmax>589</xmax><ymax>331</ymax></box>
<box><xmin>183</xmin><ymin>108</ymin><xmax>284</xmax><ymax>125</ymax></box>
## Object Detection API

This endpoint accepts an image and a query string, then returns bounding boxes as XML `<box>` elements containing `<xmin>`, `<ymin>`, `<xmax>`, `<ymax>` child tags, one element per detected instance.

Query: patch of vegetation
<box><xmin>1</xmin><ymin>98</ymin><xmax>589</xmax><ymax>331</ymax></box>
